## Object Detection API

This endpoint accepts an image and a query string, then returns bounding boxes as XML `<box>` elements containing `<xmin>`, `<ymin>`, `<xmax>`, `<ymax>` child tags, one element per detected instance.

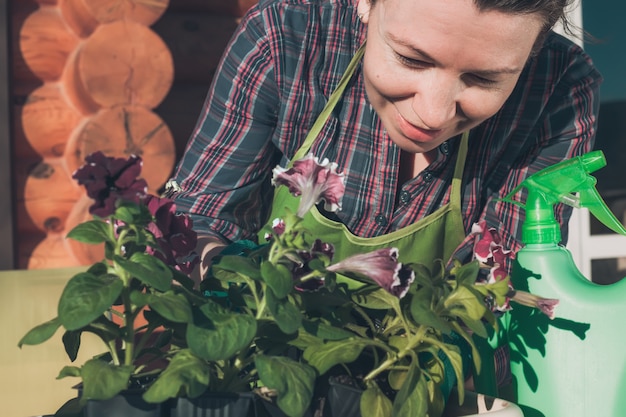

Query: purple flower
<box><xmin>471</xmin><ymin>221</ymin><xmax>516</xmax><ymax>310</ymax></box>
<box><xmin>72</xmin><ymin>151</ymin><xmax>148</xmax><ymax>218</ymax></box>
<box><xmin>292</xmin><ymin>239</ymin><xmax>335</xmax><ymax>291</ymax></box>
<box><xmin>471</xmin><ymin>220</ymin><xmax>512</xmax><ymax>265</ymax></box>
<box><xmin>272</xmin><ymin>153</ymin><xmax>345</xmax><ymax>217</ymax></box>
<box><xmin>327</xmin><ymin>248</ymin><xmax>415</xmax><ymax>298</ymax></box>
<box><xmin>264</xmin><ymin>218</ymin><xmax>286</xmax><ymax>241</ymax></box>
<box><xmin>144</xmin><ymin>194</ymin><xmax>199</xmax><ymax>274</ymax></box>
<box><xmin>509</xmin><ymin>290</ymin><xmax>559</xmax><ymax>320</ymax></box>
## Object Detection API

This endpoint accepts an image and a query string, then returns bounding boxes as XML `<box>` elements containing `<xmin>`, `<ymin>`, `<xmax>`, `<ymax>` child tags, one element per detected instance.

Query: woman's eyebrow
<box><xmin>389</xmin><ymin>34</ymin><xmax>522</xmax><ymax>76</ymax></box>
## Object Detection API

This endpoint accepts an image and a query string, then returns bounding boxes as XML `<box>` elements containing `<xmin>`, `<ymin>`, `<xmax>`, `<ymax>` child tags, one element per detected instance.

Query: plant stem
<box><xmin>122</xmin><ymin>285</ymin><xmax>135</xmax><ymax>367</ymax></box>
<box><xmin>108</xmin><ymin>339</ymin><xmax>121</xmax><ymax>366</ymax></box>
<box><xmin>363</xmin><ymin>325</ymin><xmax>429</xmax><ymax>383</ymax></box>
<box><xmin>352</xmin><ymin>304</ymin><xmax>378</xmax><ymax>334</ymax></box>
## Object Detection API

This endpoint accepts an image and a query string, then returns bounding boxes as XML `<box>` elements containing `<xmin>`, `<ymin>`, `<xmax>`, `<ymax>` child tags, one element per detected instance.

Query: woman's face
<box><xmin>360</xmin><ymin>0</ymin><xmax>544</xmax><ymax>153</ymax></box>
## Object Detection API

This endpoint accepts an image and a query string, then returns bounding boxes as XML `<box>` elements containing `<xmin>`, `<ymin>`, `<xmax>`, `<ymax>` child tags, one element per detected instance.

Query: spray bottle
<box><xmin>483</xmin><ymin>150</ymin><xmax>626</xmax><ymax>417</ymax></box>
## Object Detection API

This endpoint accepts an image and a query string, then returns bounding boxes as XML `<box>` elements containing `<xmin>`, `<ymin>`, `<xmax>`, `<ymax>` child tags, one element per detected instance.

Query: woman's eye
<box><xmin>465</xmin><ymin>74</ymin><xmax>498</xmax><ymax>87</ymax></box>
<box><xmin>395</xmin><ymin>53</ymin><xmax>430</xmax><ymax>68</ymax></box>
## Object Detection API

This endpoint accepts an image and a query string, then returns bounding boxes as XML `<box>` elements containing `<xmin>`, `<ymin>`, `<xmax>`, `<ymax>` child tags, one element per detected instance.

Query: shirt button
<box><xmin>423</xmin><ymin>171</ymin><xmax>434</xmax><ymax>182</ymax></box>
<box><xmin>440</xmin><ymin>142</ymin><xmax>449</xmax><ymax>155</ymax></box>
<box><xmin>374</xmin><ymin>214</ymin><xmax>388</xmax><ymax>226</ymax></box>
<box><xmin>399</xmin><ymin>190</ymin><xmax>411</xmax><ymax>204</ymax></box>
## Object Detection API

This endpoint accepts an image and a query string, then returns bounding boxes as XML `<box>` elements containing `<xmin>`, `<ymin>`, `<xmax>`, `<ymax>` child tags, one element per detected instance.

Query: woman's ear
<box><xmin>357</xmin><ymin>0</ymin><xmax>371</xmax><ymax>23</ymax></box>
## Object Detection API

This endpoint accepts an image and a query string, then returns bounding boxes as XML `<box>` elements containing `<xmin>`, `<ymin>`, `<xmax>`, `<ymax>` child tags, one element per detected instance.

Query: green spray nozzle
<box><xmin>502</xmin><ymin>150</ymin><xmax>626</xmax><ymax>244</ymax></box>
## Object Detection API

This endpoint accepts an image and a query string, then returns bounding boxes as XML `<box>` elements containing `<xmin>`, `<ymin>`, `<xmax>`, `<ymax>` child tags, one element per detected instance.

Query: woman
<box><xmin>168</xmin><ymin>0</ymin><xmax>600</xmax><ymax>283</ymax></box>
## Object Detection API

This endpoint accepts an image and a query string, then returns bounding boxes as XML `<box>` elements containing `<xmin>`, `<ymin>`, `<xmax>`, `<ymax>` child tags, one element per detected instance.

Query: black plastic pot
<box><xmin>259</xmin><ymin>376</ymin><xmax>363</xmax><ymax>417</ymax></box>
<box><xmin>55</xmin><ymin>391</ymin><xmax>260</xmax><ymax>417</ymax></box>
<box><xmin>323</xmin><ymin>377</ymin><xmax>362</xmax><ymax>417</ymax></box>
<box><xmin>53</xmin><ymin>392</ymin><xmax>163</xmax><ymax>417</ymax></box>
<box><xmin>83</xmin><ymin>392</ymin><xmax>163</xmax><ymax>417</ymax></box>
<box><xmin>171</xmin><ymin>391</ymin><xmax>258</xmax><ymax>417</ymax></box>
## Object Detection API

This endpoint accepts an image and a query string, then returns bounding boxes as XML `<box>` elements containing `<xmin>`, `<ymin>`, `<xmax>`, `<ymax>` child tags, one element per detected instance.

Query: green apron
<box><xmin>260</xmin><ymin>44</ymin><xmax>469</xmax><ymax>268</ymax></box>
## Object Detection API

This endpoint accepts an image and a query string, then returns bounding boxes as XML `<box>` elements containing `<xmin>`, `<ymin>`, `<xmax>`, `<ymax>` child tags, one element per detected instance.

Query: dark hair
<box><xmin>368</xmin><ymin>0</ymin><xmax>580</xmax><ymax>52</ymax></box>
<box><xmin>474</xmin><ymin>0</ymin><xmax>581</xmax><ymax>52</ymax></box>
<box><xmin>473</xmin><ymin>0</ymin><xmax>575</xmax><ymax>32</ymax></box>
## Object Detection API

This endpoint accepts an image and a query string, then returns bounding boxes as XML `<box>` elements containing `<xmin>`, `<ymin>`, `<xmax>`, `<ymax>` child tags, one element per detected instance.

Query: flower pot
<box><xmin>323</xmin><ymin>378</ymin><xmax>524</xmax><ymax>417</ymax></box>
<box><xmin>52</xmin><ymin>393</ymin><xmax>164</xmax><ymax>417</ymax></box>
<box><xmin>322</xmin><ymin>376</ymin><xmax>362</xmax><ymax>417</ymax></box>
<box><xmin>171</xmin><ymin>391</ymin><xmax>259</xmax><ymax>417</ymax></box>
<box><xmin>82</xmin><ymin>392</ymin><xmax>163</xmax><ymax>417</ymax></box>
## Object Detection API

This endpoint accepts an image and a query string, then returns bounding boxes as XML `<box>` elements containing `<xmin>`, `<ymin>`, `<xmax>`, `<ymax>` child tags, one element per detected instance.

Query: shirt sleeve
<box><xmin>454</xmin><ymin>37</ymin><xmax>603</xmax><ymax>274</ymax></box>
<box><xmin>169</xmin><ymin>6</ymin><xmax>282</xmax><ymax>243</ymax></box>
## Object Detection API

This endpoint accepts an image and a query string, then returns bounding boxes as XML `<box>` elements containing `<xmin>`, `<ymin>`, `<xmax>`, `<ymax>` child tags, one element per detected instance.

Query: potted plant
<box><xmin>16</xmin><ymin>152</ymin><xmax>208</xmax><ymax>415</ymax></box>
<box><xmin>18</xmin><ymin>151</ymin><xmax>556</xmax><ymax>417</ymax></box>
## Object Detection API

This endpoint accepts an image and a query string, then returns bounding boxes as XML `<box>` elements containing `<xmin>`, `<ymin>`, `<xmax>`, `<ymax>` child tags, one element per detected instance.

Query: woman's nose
<box><xmin>411</xmin><ymin>74</ymin><xmax>459</xmax><ymax>129</ymax></box>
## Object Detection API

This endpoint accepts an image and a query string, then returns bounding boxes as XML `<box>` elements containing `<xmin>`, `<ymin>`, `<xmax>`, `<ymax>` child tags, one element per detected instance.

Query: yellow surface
<box><xmin>0</xmin><ymin>267</ymin><xmax>104</xmax><ymax>417</ymax></box>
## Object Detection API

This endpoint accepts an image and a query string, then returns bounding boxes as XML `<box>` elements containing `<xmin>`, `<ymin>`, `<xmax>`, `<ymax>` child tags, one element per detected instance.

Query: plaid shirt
<box><xmin>170</xmin><ymin>0</ymin><xmax>602</xmax><ymax>273</ymax></box>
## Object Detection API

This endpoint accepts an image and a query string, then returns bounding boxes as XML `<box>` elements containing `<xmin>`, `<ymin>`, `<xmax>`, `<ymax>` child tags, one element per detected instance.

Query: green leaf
<box><xmin>18</xmin><ymin>317</ymin><xmax>62</xmax><ymax>347</ymax></box>
<box><xmin>255</xmin><ymin>355</ymin><xmax>316</xmax><ymax>417</ymax></box>
<box><xmin>114</xmin><ymin>201</ymin><xmax>151</xmax><ymax>226</ymax></box>
<box><xmin>79</xmin><ymin>359</ymin><xmax>133</xmax><ymax>402</ymax></box>
<box><xmin>352</xmin><ymin>287</ymin><xmax>400</xmax><ymax>310</ymax></box>
<box><xmin>58</xmin><ymin>272</ymin><xmax>124</xmax><ymax>331</ymax></box>
<box><xmin>360</xmin><ymin>383</ymin><xmax>393</xmax><ymax>417</ymax></box>
<box><xmin>303</xmin><ymin>338</ymin><xmax>370</xmax><ymax>375</ymax></box>
<box><xmin>391</xmin><ymin>363</ymin><xmax>428</xmax><ymax>417</ymax></box>
<box><xmin>444</xmin><ymin>286</ymin><xmax>488</xmax><ymax>337</ymax></box>
<box><xmin>423</xmin><ymin>336</ymin><xmax>466</xmax><ymax>404</ymax></box>
<box><xmin>172</xmin><ymin>268</ymin><xmax>196</xmax><ymax>290</ymax></box>
<box><xmin>451</xmin><ymin>321</ymin><xmax>482</xmax><ymax>375</ymax></box>
<box><xmin>115</xmin><ymin>252</ymin><xmax>172</xmax><ymax>292</ymax></box>
<box><xmin>301</xmin><ymin>319</ymin><xmax>355</xmax><ymax>341</ymax></box>
<box><xmin>409</xmin><ymin>287</ymin><xmax>453</xmax><ymax>334</ymax></box>
<box><xmin>211</xmin><ymin>255</ymin><xmax>262</xmax><ymax>282</ymax></box>
<box><xmin>57</xmin><ymin>365</ymin><xmax>81</xmax><ymax>379</ymax></box>
<box><xmin>84</xmin><ymin>315</ymin><xmax>122</xmax><ymax>343</ymax></box>
<box><xmin>146</xmin><ymin>292</ymin><xmax>193</xmax><ymax>323</ymax></box>
<box><xmin>62</xmin><ymin>330</ymin><xmax>81</xmax><ymax>361</ymax></box>
<box><xmin>266</xmin><ymin>291</ymin><xmax>302</xmax><ymax>334</ymax></box>
<box><xmin>388</xmin><ymin>369</ymin><xmax>408</xmax><ymax>391</ymax></box>
<box><xmin>87</xmin><ymin>262</ymin><xmax>109</xmax><ymax>276</ymax></box>
<box><xmin>452</xmin><ymin>260</ymin><xmax>481</xmax><ymax>286</ymax></box>
<box><xmin>186</xmin><ymin>303</ymin><xmax>257</xmax><ymax>361</ymax></box>
<box><xmin>142</xmin><ymin>349</ymin><xmax>210</xmax><ymax>403</ymax></box>
<box><xmin>66</xmin><ymin>220</ymin><xmax>110</xmax><ymax>244</ymax></box>
<box><xmin>261</xmin><ymin>261</ymin><xmax>293</xmax><ymax>299</ymax></box>
<box><xmin>473</xmin><ymin>277</ymin><xmax>511</xmax><ymax>309</ymax></box>
<box><xmin>129</xmin><ymin>290</ymin><xmax>150</xmax><ymax>308</ymax></box>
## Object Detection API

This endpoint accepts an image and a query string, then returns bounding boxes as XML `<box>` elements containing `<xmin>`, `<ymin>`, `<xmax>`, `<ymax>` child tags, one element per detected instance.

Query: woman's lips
<box><xmin>396</xmin><ymin>113</ymin><xmax>443</xmax><ymax>143</ymax></box>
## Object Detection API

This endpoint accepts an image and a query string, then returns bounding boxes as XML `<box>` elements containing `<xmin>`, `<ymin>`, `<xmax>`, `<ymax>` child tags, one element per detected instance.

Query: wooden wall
<box><xmin>9</xmin><ymin>0</ymin><xmax>256</xmax><ymax>269</ymax></box>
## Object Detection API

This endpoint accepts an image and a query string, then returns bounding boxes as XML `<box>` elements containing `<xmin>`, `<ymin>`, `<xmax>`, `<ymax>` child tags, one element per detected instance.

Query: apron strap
<box><xmin>450</xmin><ymin>131</ymin><xmax>470</xmax><ymax>207</ymax></box>
<box><xmin>290</xmin><ymin>43</ymin><xmax>367</xmax><ymax>166</ymax></box>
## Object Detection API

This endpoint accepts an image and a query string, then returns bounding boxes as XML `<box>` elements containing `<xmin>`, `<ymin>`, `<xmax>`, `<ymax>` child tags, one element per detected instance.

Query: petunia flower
<box><xmin>72</xmin><ymin>151</ymin><xmax>148</xmax><ymax>218</ymax></box>
<box><xmin>272</xmin><ymin>153</ymin><xmax>346</xmax><ymax>217</ymax></box>
<box><xmin>264</xmin><ymin>218</ymin><xmax>286</xmax><ymax>241</ymax></box>
<box><xmin>144</xmin><ymin>194</ymin><xmax>199</xmax><ymax>274</ymax></box>
<box><xmin>471</xmin><ymin>221</ymin><xmax>516</xmax><ymax>310</ymax></box>
<box><xmin>472</xmin><ymin>220</ymin><xmax>512</xmax><ymax>266</ymax></box>
<box><xmin>327</xmin><ymin>248</ymin><xmax>415</xmax><ymax>298</ymax></box>
<box><xmin>508</xmin><ymin>289</ymin><xmax>559</xmax><ymax>320</ymax></box>
<box><xmin>292</xmin><ymin>239</ymin><xmax>335</xmax><ymax>291</ymax></box>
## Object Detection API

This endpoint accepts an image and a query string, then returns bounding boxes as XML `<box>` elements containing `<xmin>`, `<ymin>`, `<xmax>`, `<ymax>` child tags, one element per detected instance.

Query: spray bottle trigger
<box><xmin>579</xmin><ymin>187</ymin><xmax>626</xmax><ymax>236</ymax></box>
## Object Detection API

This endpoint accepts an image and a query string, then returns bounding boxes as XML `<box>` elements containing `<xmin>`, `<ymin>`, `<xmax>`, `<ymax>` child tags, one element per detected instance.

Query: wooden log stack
<box><xmin>12</xmin><ymin>0</ymin><xmax>175</xmax><ymax>269</ymax></box>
